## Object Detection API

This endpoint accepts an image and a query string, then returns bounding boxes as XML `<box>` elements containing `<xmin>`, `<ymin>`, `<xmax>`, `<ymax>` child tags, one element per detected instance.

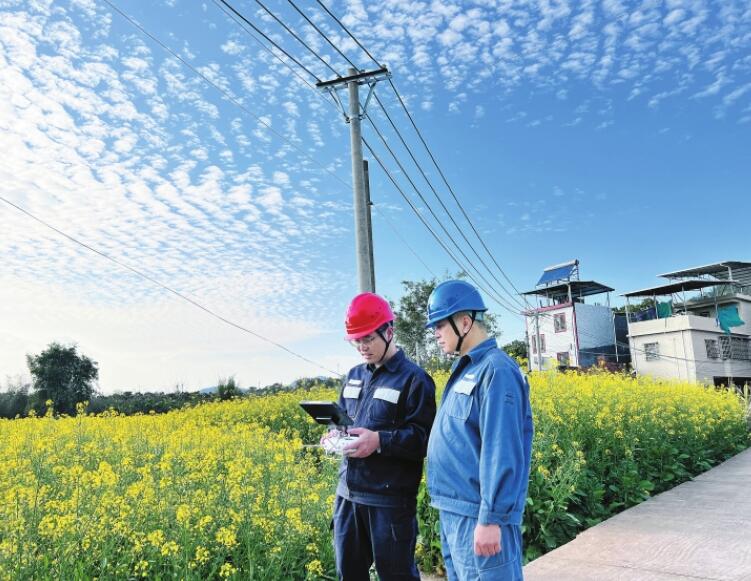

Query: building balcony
<box><xmin>627</xmin><ymin>313</ymin><xmax>732</xmax><ymax>337</ymax></box>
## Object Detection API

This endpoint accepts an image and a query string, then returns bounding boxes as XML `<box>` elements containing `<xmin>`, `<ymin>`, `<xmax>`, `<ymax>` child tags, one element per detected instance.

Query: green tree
<box><xmin>391</xmin><ymin>276</ymin><xmax>500</xmax><ymax>372</ymax></box>
<box><xmin>391</xmin><ymin>278</ymin><xmax>440</xmax><ymax>369</ymax></box>
<box><xmin>217</xmin><ymin>376</ymin><xmax>240</xmax><ymax>400</ymax></box>
<box><xmin>502</xmin><ymin>339</ymin><xmax>528</xmax><ymax>360</ymax></box>
<box><xmin>26</xmin><ymin>342</ymin><xmax>99</xmax><ymax>415</ymax></box>
<box><xmin>612</xmin><ymin>299</ymin><xmax>654</xmax><ymax>315</ymax></box>
<box><xmin>0</xmin><ymin>376</ymin><xmax>31</xmax><ymax>419</ymax></box>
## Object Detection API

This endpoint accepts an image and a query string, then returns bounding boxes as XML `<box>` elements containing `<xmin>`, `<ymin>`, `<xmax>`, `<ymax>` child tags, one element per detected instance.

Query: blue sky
<box><xmin>1</xmin><ymin>0</ymin><xmax>749</xmax><ymax>392</ymax></box>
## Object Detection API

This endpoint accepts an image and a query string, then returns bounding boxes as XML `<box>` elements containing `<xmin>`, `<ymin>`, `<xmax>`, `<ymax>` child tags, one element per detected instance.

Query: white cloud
<box><xmin>220</xmin><ymin>39</ymin><xmax>244</xmax><ymax>55</ymax></box>
<box><xmin>2</xmin><ymin>0</ymin><xmax>750</xmax><ymax>389</ymax></box>
<box><xmin>0</xmin><ymin>0</ymin><xmax>358</xmax><ymax>389</ymax></box>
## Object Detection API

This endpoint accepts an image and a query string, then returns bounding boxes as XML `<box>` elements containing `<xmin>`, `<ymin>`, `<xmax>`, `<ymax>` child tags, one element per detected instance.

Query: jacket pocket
<box><xmin>447</xmin><ymin>391</ymin><xmax>473</xmax><ymax>420</ymax></box>
<box><xmin>368</xmin><ymin>396</ymin><xmax>397</xmax><ymax>425</ymax></box>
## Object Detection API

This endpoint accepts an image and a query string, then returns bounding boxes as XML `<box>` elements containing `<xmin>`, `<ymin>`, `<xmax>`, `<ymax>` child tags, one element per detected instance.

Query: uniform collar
<box><xmin>367</xmin><ymin>347</ymin><xmax>405</xmax><ymax>374</ymax></box>
<box><xmin>452</xmin><ymin>337</ymin><xmax>497</xmax><ymax>371</ymax></box>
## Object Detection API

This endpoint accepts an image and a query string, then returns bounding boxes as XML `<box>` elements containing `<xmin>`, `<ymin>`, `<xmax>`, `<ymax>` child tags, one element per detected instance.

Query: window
<box><xmin>731</xmin><ymin>337</ymin><xmax>751</xmax><ymax>361</ymax></box>
<box><xmin>531</xmin><ymin>334</ymin><xmax>546</xmax><ymax>354</ymax></box>
<box><xmin>719</xmin><ymin>336</ymin><xmax>731</xmax><ymax>360</ymax></box>
<box><xmin>554</xmin><ymin>313</ymin><xmax>567</xmax><ymax>332</ymax></box>
<box><xmin>644</xmin><ymin>342</ymin><xmax>660</xmax><ymax>361</ymax></box>
<box><xmin>697</xmin><ymin>310</ymin><xmax>711</xmax><ymax>318</ymax></box>
<box><xmin>557</xmin><ymin>352</ymin><xmax>570</xmax><ymax>366</ymax></box>
<box><xmin>705</xmin><ymin>339</ymin><xmax>719</xmax><ymax>360</ymax></box>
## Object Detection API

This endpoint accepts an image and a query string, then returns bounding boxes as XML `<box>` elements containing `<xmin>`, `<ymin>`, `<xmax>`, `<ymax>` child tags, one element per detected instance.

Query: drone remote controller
<box><xmin>322</xmin><ymin>431</ymin><xmax>360</xmax><ymax>455</ymax></box>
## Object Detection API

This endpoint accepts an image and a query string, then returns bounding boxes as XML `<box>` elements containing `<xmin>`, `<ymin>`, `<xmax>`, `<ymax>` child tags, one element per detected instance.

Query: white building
<box><xmin>522</xmin><ymin>260</ymin><xmax>629</xmax><ymax>371</ymax></box>
<box><xmin>623</xmin><ymin>261</ymin><xmax>751</xmax><ymax>387</ymax></box>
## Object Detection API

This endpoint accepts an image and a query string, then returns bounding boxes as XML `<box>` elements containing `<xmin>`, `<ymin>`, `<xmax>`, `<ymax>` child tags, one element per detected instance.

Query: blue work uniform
<box><xmin>427</xmin><ymin>338</ymin><xmax>533</xmax><ymax>580</ymax></box>
<box><xmin>334</xmin><ymin>348</ymin><xmax>436</xmax><ymax>581</ymax></box>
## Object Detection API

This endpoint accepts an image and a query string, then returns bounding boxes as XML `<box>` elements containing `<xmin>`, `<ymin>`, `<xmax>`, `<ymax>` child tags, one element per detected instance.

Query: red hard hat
<box><xmin>344</xmin><ymin>293</ymin><xmax>395</xmax><ymax>340</ymax></box>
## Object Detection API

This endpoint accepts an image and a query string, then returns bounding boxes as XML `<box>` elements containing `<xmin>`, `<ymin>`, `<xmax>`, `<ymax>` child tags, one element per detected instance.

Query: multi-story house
<box><xmin>522</xmin><ymin>260</ymin><xmax>629</xmax><ymax>371</ymax></box>
<box><xmin>623</xmin><ymin>261</ymin><xmax>751</xmax><ymax>387</ymax></box>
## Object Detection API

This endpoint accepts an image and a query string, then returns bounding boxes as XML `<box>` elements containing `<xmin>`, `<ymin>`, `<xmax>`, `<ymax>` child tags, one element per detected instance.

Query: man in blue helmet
<box><xmin>424</xmin><ymin>280</ymin><xmax>533</xmax><ymax>580</ymax></box>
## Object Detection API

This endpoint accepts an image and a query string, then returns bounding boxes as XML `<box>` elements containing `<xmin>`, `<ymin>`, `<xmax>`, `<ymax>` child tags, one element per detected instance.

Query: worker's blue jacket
<box><xmin>427</xmin><ymin>338</ymin><xmax>533</xmax><ymax>525</ymax></box>
<box><xmin>336</xmin><ymin>348</ymin><xmax>436</xmax><ymax>508</ymax></box>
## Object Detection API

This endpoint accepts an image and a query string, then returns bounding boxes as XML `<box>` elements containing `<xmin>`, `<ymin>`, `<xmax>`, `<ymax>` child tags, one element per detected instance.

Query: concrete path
<box><xmin>524</xmin><ymin>447</ymin><xmax>751</xmax><ymax>580</ymax></box>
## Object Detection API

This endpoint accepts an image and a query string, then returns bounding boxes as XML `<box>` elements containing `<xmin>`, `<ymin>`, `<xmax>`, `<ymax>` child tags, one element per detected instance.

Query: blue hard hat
<box><xmin>425</xmin><ymin>280</ymin><xmax>487</xmax><ymax>328</ymax></box>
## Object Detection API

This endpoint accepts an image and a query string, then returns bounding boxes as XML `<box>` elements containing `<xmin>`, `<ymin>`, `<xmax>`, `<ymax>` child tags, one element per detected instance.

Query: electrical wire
<box><xmin>314</xmin><ymin>0</ymin><xmax>382</xmax><ymax>68</ymax></box>
<box><xmin>0</xmin><ymin>195</ymin><xmax>343</xmax><ymax>378</ymax></box>
<box><xmin>214</xmin><ymin>0</ymin><xmax>322</xmax><ymax>81</ymax></box>
<box><xmin>249</xmin><ymin>0</ymin><xmax>341</xmax><ymax>77</ymax></box>
<box><xmin>371</xmin><ymin>92</ymin><xmax>527</xmax><ymax>311</ymax></box>
<box><xmin>386</xmin><ymin>78</ymin><xmax>531</xmax><ymax>306</ymax></box>
<box><xmin>362</xmin><ymin>138</ymin><xmax>520</xmax><ymax>317</ymax></box>
<box><xmin>102</xmin><ymin>0</ymin><xmax>351</xmax><ymax>193</ymax></box>
<box><xmin>303</xmin><ymin>1</ymin><xmax>530</xmax><ymax>309</ymax></box>
<box><xmin>212</xmin><ymin>0</ymin><xmax>320</xmax><ymax>94</ymax></box>
<box><xmin>286</xmin><ymin>0</ymin><xmax>359</xmax><ymax>71</ymax></box>
<box><xmin>372</xmin><ymin>205</ymin><xmax>438</xmax><ymax>279</ymax></box>
<box><xmin>213</xmin><ymin>0</ymin><xmax>530</xmax><ymax>313</ymax></box>
<box><xmin>303</xmin><ymin>0</ymin><xmax>530</xmax><ymax>310</ymax></box>
<box><xmin>363</xmin><ymin>114</ymin><xmax>522</xmax><ymax>316</ymax></box>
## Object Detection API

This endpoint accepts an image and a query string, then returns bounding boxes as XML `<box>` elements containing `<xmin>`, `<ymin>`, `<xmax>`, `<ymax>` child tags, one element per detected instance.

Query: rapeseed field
<box><xmin>0</xmin><ymin>374</ymin><xmax>747</xmax><ymax>579</ymax></box>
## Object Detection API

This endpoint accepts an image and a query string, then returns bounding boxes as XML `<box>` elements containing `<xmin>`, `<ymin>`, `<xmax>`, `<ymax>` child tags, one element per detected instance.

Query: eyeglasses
<box><xmin>349</xmin><ymin>334</ymin><xmax>379</xmax><ymax>349</ymax></box>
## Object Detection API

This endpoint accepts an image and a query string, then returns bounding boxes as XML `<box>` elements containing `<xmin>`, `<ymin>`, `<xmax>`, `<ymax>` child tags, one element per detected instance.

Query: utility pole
<box><xmin>363</xmin><ymin>159</ymin><xmax>376</xmax><ymax>292</ymax></box>
<box><xmin>317</xmin><ymin>66</ymin><xmax>389</xmax><ymax>293</ymax></box>
<box><xmin>535</xmin><ymin>310</ymin><xmax>543</xmax><ymax>371</ymax></box>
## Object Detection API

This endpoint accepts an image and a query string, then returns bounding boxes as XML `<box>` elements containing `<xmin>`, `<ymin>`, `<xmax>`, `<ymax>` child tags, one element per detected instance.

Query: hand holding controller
<box><xmin>321</xmin><ymin>431</ymin><xmax>360</xmax><ymax>455</ymax></box>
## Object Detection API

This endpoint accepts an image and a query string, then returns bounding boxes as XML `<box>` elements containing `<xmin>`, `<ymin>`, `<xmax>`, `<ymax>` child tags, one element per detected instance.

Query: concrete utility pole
<box><xmin>535</xmin><ymin>310</ymin><xmax>543</xmax><ymax>371</ymax></box>
<box><xmin>317</xmin><ymin>66</ymin><xmax>389</xmax><ymax>294</ymax></box>
<box><xmin>363</xmin><ymin>159</ymin><xmax>376</xmax><ymax>292</ymax></box>
<box><xmin>346</xmin><ymin>71</ymin><xmax>371</xmax><ymax>292</ymax></box>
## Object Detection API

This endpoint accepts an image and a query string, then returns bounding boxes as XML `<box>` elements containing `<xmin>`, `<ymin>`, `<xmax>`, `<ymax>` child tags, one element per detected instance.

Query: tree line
<box><xmin>1</xmin><ymin>344</ymin><xmax>341</xmax><ymax>419</ymax></box>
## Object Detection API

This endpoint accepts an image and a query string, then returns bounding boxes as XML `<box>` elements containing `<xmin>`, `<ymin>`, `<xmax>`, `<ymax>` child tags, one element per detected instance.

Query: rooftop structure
<box><xmin>623</xmin><ymin>261</ymin><xmax>751</xmax><ymax>388</ymax></box>
<box><xmin>522</xmin><ymin>260</ymin><xmax>628</xmax><ymax>371</ymax></box>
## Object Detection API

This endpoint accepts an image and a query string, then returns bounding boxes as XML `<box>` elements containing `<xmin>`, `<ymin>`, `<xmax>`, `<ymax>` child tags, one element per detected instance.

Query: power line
<box><xmin>212</xmin><ymin>0</ymin><xmax>319</xmax><ymax>94</ymax></box>
<box><xmin>214</xmin><ymin>0</ymin><xmax>322</xmax><ymax>82</ymax></box>
<box><xmin>102</xmin><ymin>0</ymin><xmax>351</xmax><ymax>193</ymax></box>
<box><xmin>372</xmin><ymin>205</ymin><xmax>438</xmax><ymax>279</ymax></box>
<box><xmin>370</xmin><ymin>92</ymin><xmax>527</xmax><ymax>311</ymax></box>
<box><xmin>386</xmin><ymin>78</ymin><xmax>530</xmax><ymax>306</ymax></box>
<box><xmin>286</xmin><ymin>0</ymin><xmax>359</xmax><ymax>71</ymax></box>
<box><xmin>214</xmin><ymin>0</ymin><xmax>685</xmax><ymax>340</ymax></box>
<box><xmin>8</xmin><ymin>1</ymin><xmax>357</xmax><ymax>378</ymax></box>
<box><xmin>362</xmin><ymin>138</ymin><xmax>521</xmax><ymax>318</ymax></box>
<box><xmin>305</xmin><ymin>1</ymin><xmax>530</xmax><ymax>309</ymax></box>
<box><xmin>225</xmin><ymin>6</ymin><xmax>750</xmax><ymax>377</ymax></box>
<box><xmin>211</xmin><ymin>0</ymin><xmax>530</xmax><ymax>313</ymax></box>
<box><xmin>363</xmin><ymin>116</ymin><xmax>523</xmax><ymax>316</ymax></box>
<box><xmin>301</xmin><ymin>2</ymin><xmax>530</xmax><ymax>309</ymax></box>
<box><xmin>250</xmin><ymin>0</ymin><xmax>341</xmax><ymax>77</ymax></box>
<box><xmin>78</xmin><ymin>1</ymin><xmax>748</xmax><ymax>381</ymax></box>
<box><xmin>0</xmin><ymin>195</ymin><xmax>343</xmax><ymax>378</ymax></box>
<box><xmin>314</xmin><ymin>0</ymin><xmax>382</xmax><ymax>68</ymax></box>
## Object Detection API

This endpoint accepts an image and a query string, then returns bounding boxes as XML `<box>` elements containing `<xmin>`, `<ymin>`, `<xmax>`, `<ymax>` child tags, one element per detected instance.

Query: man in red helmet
<box><xmin>330</xmin><ymin>292</ymin><xmax>436</xmax><ymax>581</ymax></box>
